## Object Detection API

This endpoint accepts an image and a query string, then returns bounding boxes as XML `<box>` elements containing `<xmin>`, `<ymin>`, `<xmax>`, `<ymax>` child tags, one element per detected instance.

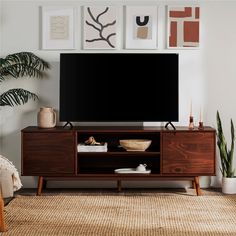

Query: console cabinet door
<box><xmin>22</xmin><ymin>132</ymin><xmax>76</xmax><ymax>176</ymax></box>
<box><xmin>162</xmin><ymin>132</ymin><xmax>215</xmax><ymax>175</ymax></box>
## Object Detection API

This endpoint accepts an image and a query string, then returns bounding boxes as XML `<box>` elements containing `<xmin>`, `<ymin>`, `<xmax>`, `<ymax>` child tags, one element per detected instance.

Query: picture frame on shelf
<box><xmin>41</xmin><ymin>6</ymin><xmax>75</xmax><ymax>50</ymax></box>
<box><xmin>167</xmin><ymin>6</ymin><xmax>200</xmax><ymax>49</ymax></box>
<box><xmin>125</xmin><ymin>6</ymin><xmax>158</xmax><ymax>49</ymax></box>
<box><xmin>83</xmin><ymin>6</ymin><xmax>117</xmax><ymax>49</ymax></box>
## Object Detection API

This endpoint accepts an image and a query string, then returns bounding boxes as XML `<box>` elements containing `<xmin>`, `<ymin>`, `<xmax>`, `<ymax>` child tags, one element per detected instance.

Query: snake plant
<box><xmin>0</xmin><ymin>52</ymin><xmax>50</xmax><ymax>106</ymax></box>
<box><xmin>216</xmin><ymin>111</ymin><xmax>235</xmax><ymax>177</ymax></box>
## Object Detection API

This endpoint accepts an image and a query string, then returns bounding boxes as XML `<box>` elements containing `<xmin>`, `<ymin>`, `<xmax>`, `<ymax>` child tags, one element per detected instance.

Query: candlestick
<box><xmin>198</xmin><ymin>121</ymin><xmax>204</xmax><ymax>130</ymax></box>
<box><xmin>189</xmin><ymin>115</ymin><xmax>194</xmax><ymax>129</ymax></box>
<box><xmin>198</xmin><ymin>107</ymin><xmax>204</xmax><ymax>129</ymax></box>
<box><xmin>200</xmin><ymin>108</ymin><xmax>202</xmax><ymax>122</ymax></box>
<box><xmin>190</xmin><ymin>101</ymin><xmax>192</xmax><ymax>116</ymax></box>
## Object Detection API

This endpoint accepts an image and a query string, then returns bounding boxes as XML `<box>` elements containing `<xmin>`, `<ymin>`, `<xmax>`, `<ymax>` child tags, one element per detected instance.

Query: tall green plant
<box><xmin>0</xmin><ymin>52</ymin><xmax>50</xmax><ymax>106</ymax></box>
<box><xmin>216</xmin><ymin>111</ymin><xmax>235</xmax><ymax>177</ymax></box>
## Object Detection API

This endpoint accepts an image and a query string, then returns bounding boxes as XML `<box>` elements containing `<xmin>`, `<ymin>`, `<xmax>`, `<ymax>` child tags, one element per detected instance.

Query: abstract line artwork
<box><xmin>167</xmin><ymin>6</ymin><xmax>200</xmax><ymax>48</ymax></box>
<box><xmin>126</xmin><ymin>6</ymin><xmax>157</xmax><ymax>49</ymax></box>
<box><xmin>83</xmin><ymin>6</ymin><xmax>117</xmax><ymax>49</ymax></box>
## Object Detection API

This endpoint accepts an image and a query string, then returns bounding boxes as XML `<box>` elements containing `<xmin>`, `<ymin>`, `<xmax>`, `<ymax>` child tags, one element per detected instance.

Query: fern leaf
<box><xmin>0</xmin><ymin>88</ymin><xmax>38</xmax><ymax>106</ymax></box>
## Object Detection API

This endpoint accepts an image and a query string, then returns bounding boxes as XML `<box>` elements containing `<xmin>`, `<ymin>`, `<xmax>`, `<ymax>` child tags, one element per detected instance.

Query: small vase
<box><xmin>222</xmin><ymin>177</ymin><xmax>236</xmax><ymax>194</ymax></box>
<box><xmin>37</xmin><ymin>107</ymin><xmax>56</xmax><ymax>128</ymax></box>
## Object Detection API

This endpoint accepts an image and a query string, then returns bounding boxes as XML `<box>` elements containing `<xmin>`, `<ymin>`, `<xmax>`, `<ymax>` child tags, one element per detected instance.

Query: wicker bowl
<box><xmin>119</xmin><ymin>139</ymin><xmax>152</xmax><ymax>151</ymax></box>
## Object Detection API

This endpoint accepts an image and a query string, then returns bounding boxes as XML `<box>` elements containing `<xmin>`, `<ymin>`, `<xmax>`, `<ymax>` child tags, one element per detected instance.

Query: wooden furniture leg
<box><xmin>194</xmin><ymin>176</ymin><xmax>202</xmax><ymax>196</ymax></box>
<box><xmin>37</xmin><ymin>176</ymin><xmax>44</xmax><ymax>195</ymax></box>
<box><xmin>0</xmin><ymin>194</ymin><xmax>7</xmax><ymax>232</ymax></box>
<box><xmin>117</xmin><ymin>180</ymin><xmax>122</xmax><ymax>192</ymax></box>
<box><xmin>192</xmin><ymin>180</ymin><xmax>196</xmax><ymax>190</ymax></box>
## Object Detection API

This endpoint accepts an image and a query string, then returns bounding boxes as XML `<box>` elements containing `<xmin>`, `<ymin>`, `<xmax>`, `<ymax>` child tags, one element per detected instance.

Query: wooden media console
<box><xmin>21</xmin><ymin>126</ymin><xmax>216</xmax><ymax>196</ymax></box>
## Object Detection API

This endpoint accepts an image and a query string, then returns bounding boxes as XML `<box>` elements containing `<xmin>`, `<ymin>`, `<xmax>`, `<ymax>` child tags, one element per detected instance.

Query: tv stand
<box><xmin>63</xmin><ymin>121</ymin><xmax>73</xmax><ymax>129</ymax></box>
<box><xmin>21</xmin><ymin>126</ymin><xmax>216</xmax><ymax>196</ymax></box>
<box><xmin>165</xmin><ymin>121</ymin><xmax>176</xmax><ymax>130</ymax></box>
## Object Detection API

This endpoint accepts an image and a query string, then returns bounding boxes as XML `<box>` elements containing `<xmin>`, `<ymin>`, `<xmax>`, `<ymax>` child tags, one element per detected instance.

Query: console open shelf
<box><xmin>21</xmin><ymin>126</ymin><xmax>216</xmax><ymax>196</ymax></box>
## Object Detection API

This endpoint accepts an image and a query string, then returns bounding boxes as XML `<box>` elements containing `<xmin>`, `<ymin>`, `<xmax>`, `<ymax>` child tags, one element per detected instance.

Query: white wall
<box><xmin>0</xmin><ymin>0</ymin><xmax>235</xmax><ymax>189</ymax></box>
<box><xmin>203</xmin><ymin>1</ymin><xmax>236</xmax><ymax>186</ymax></box>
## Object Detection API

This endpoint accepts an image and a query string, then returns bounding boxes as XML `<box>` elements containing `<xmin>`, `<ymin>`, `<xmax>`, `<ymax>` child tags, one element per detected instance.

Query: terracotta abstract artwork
<box><xmin>167</xmin><ymin>6</ymin><xmax>200</xmax><ymax>48</ymax></box>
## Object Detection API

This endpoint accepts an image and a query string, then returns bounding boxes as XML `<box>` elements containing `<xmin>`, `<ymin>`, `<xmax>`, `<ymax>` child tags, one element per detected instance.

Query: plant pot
<box><xmin>222</xmin><ymin>177</ymin><xmax>236</xmax><ymax>194</ymax></box>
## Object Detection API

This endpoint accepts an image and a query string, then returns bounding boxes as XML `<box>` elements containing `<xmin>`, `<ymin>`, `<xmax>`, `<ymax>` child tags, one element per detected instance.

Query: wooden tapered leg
<box><xmin>192</xmin><ymin>180</ymin><xmax>196</xmax><ymax>189</ymax></box>
<box><xmin>0</xmin><ymin>195</ymin><xmax>7</xmax><ymax>232</ymax></box>
<box><xmin>117</xmin><ymin>180</ymin><xmax>122</xmax><ymax>192</ymax></box>
<box><xmin>194</xmin><ymin>176</ymin><xmax>202</xmax><ymax>196</ymax></box>
<box><xmin>37</xmin><ymin>176</ymin><xmax>44</xmax><ymax>196</ymax></box>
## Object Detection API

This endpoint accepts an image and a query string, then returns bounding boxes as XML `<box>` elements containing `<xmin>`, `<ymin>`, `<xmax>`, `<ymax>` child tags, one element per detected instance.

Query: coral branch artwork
<box><xmin>84</xmin><ymin>6</ymin><xmax>117</xmax><ymax>49</ymax></box>
<box><xmin>167</xmin><ymin>6</ymin><xmax>200</xmax><ymax>48</ymax></box>
<box><xmin>126</xmin><ymin>6</ymin><xmax>157</xmax><ymax>49</ymax></box>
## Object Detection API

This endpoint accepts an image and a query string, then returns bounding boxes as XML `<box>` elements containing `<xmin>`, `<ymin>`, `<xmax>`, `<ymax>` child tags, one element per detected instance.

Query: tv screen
<box><xmin>60</xmin><ymin>53</ymin><xmax>179</xmax><ymax>122</ymax></box>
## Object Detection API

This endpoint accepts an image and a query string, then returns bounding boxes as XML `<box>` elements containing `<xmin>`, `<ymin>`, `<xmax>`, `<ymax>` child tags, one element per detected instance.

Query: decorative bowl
<box><xmin>119</xmin><ymin>139</ymin><xmax>152</xmax><ymax>151</ymax></box>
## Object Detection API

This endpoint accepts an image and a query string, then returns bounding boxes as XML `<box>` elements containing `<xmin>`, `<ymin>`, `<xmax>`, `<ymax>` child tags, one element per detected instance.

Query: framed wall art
<box><xmin>167</xmin><ymin>6</ymin><xmax>200</xmax><ymax>49</ymax></box>
<box><xmin>83</xmin><ymin>6</ymin><xmax>117</xmax><ymax>49</ymax></box>
<box><xmin>41</xmin><ymin>6</ymin><xmax>75</xmax><ymax>50</ymax></box>
<box><xmin>125</xmin><ymin>6</ymin><xmax>158</xmax><ymax>49</ymax></box>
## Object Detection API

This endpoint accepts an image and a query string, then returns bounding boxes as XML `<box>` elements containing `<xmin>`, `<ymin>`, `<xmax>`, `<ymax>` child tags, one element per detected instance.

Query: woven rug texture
<box><xmin>3</xmin><ymin>195</ymin><xmax>236</xmax><ymax>236</ymax></box>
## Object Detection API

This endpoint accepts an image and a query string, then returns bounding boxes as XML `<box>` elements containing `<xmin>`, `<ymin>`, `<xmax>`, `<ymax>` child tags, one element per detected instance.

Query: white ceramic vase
<box><xmin>222</xmin><ymin>177</ymin><xmax>236</xmax><ymax>194</ymax></box>
<box><xmin>37</xmin><ymin>107</ymin><xmax>56</xmax><ymax>128</ymax></box>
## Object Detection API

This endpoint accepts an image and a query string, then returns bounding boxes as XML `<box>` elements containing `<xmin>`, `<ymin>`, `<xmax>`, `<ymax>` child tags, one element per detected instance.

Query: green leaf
<box><xmin>0</xmin><ymin>51</ymin><xmax>49</xmax><ymax>107</ymax></box>
<box><xmin>216</xmin><ymin>111</ymin><xmax>235</xmax><ymax>178</ymax></box>
<box><xmin>0</xmin><ymin>88</ymin><xmax>38</xmax><ymax>106</ymax></box>
<box><xmin>0</xmin><ymin>52</ymin><xmax>50</xmax><ymax>82</ymax></box>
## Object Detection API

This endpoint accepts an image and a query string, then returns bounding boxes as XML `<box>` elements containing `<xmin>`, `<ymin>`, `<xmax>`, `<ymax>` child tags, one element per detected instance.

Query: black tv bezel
<box><xmin>59</xmin><ymin>53</ymin><xmax>179</xmax><ymax>123</ymax></box>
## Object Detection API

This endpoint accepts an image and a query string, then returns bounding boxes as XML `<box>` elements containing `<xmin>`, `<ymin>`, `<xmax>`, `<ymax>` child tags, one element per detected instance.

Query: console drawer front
<box><xmin>162</xmin><ymin>132</ymin><xmax>215</xmax><ymax>175</ymax></box>
<box><xmin>22</xmin><ymin>132</ymin><xmax>76</xmax><ymax>175</ymax></box>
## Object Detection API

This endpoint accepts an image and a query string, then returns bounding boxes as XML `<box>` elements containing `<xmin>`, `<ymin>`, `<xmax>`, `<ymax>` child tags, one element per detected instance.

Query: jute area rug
<box><xmin>3</xmin><ymin>195</ymin><xmax>236</xmax><ymax>236</ymax></box>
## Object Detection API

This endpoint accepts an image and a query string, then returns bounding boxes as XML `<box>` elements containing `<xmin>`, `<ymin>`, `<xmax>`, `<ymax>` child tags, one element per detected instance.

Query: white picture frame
<box><xmin>42</xmin><ymin>6</ymin><xmax>75</xmax><ymax>50</ymax></box>
<box><xmin>167</xmin><ymin>6</ymin><xmax>200</xmax><ymax>49</ymax></box>
<box><xmin>125</xmin><ymin>6</ymin><xmax>158</xmax><ymax>49</ymax></box>
<box><xmin>83</xmin><ymin>6</ymin><xmax>117</xmax><ymax>49</ymax></box>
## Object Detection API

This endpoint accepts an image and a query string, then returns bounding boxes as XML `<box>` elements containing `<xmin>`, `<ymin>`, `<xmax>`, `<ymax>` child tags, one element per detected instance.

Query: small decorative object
<box><xmin>216</xmin><ymin>111</ymin><xmax>236</xmax><ymax>194</ymax></box>
<box><xmin>119</xmin><ymin>139</ymin><xmax>152</xmax><ymax>151</ymax></box>
<box><xmin>37</xmin><ymin>107</ymin><xmax>56</xmax><ymax>128</ymax></box>
<box><xmin>188</xmin><ymin>101</ymin><xmax>194</xmax><ymax>129</ymax></box>
<box><xmin>85</xmin><ymin>136</ymin><xmax>101</xmax><ymax>145</ymax></box>
<box><xmin>136</xmin><ymin>164</ymin><xmax>147</xmax><ymax>172</ymax></box>
<box><xmin>167</xmin><ymin>6</ymin><xmax>200</xmax><ymax>48</ymax></box>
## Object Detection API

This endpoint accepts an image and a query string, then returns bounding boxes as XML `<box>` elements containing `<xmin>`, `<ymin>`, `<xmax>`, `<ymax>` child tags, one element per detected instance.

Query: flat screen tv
<box><xmin>60</xmin><ymin>53</ymin><xmax>179</xmax><ymax>123</ymax></box>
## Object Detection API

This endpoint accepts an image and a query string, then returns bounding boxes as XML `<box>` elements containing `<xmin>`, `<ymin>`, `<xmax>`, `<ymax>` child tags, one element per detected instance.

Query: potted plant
<box><xmin>0</xmin><ymin>52</ymin><xmax>49</xmax><ymax>232</ymax></box>
<box><xmin>0</xmin><ymin>52</ymin><xmax>49</xmax><ymax>107</ymax></box>
<box><xmin>216</xmin><ymin>110</ymin><xmax>236</xmax><ymax>194</ymax></box>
